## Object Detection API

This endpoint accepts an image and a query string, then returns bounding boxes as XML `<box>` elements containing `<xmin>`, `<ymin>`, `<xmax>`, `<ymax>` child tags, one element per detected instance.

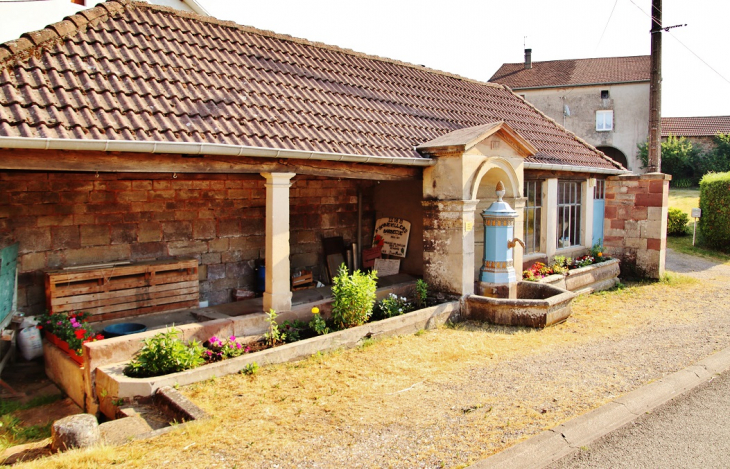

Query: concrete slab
<box><xmin>99</xmin><ymin>416</ymin><xmax>153</xmax><ymax>446</ymax></box>
<box><xmin>469</xmin><ymin>430</ymin><xmax>570</xmax><ymax>469</ymax></box>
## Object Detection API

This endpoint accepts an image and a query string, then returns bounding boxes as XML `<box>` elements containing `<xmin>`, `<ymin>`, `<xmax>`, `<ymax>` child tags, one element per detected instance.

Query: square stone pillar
<box><xmin>543</xmin><ymin>178</ymin><xmax>558</xmax><ymax>258</ymax></box>
<box><xmin>605</xmin><ymin>173</ymin><xmax>670</xmax><ymax>279</ymax></box>
<box><xmin>422</xmin><ymin>199</ymin><xmax>479</xmax><ymax>296</ymax></box>
<box><xmin>261</xmin><ymin>172</ymin><xmax>296</xmax><ymax>312</ymax></box>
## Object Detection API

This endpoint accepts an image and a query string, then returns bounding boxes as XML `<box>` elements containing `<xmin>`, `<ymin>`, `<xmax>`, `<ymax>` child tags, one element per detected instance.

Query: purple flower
<box><xmin>236</xmin><ymin>343</ymin><xmax>242</xmax><ymax>349</ymax></box>
<box><xmin>229</xmin><ymin>335</ymin><xmax>236</xmax><ymax>341</ymax></box>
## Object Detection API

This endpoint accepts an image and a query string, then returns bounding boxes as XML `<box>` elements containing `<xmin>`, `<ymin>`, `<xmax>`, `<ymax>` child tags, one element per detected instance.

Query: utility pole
<box><xmin>647</xmin><ymin>0</ymin><xmax>662</xmax><ymax>173</ymax></box>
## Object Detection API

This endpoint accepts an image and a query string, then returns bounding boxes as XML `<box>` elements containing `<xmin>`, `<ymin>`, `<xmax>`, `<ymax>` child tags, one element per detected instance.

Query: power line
<box><xmin>625</xmin><ymin>0</ymin><xmax>730</xmax><ymax>86</ymax></box>
<box><xmin>595</xmin><ymin>0</ymin><xmax>619</xmax><ymax>53</ymax></box>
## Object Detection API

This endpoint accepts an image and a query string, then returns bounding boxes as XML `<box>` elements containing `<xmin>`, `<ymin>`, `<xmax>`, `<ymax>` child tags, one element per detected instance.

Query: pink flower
<box><xmin>236</xmin><ymin>343</ymin><xmax>242</xmax><ymax>349</ymax></box>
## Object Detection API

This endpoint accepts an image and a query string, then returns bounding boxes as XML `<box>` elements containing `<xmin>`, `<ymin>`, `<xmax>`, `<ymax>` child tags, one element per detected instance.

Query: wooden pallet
<box><xmin>45</xmin><ymin>259</ymin><xmax>199</xmax><ymax>322</ymax></box>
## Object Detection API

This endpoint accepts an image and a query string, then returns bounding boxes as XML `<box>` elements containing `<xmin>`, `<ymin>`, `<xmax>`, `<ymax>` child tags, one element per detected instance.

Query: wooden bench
<box><xmin>45</xmin><ymin>259</ymin><xmax>199</xmax><ymax>322</ymax></box>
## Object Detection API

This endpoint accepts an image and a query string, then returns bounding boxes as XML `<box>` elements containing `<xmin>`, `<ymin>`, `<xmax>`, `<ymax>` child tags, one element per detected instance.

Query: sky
<box><xmin>198</xmin><ymin>0</ymin><xmax>730</xmax><ymax>118</ymax></box>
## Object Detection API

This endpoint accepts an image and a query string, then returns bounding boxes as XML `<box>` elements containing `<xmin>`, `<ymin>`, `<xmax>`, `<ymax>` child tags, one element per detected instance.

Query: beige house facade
<box><xmin>491</xmin><ymin>53</ymin><xmax>650</xmax><ymax>174</ymax></box>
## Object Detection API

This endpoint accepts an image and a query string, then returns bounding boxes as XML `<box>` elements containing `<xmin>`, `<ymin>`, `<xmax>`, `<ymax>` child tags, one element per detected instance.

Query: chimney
<box><xmin>524</xmin><ymin>49</ymin><xmax>532</xmax><ymax>69</ymax></box>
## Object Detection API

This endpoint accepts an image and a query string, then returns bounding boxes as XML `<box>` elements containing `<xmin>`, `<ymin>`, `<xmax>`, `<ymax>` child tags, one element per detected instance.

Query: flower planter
<box><xmin>45</xmin><ymin>331</ymin><xmax>84</xmax><ymax>366</ymax></box>
<box><xmin>535</xmin><ymin>258</ymin><xmax>620</xmax><ymax>293</ymax></box>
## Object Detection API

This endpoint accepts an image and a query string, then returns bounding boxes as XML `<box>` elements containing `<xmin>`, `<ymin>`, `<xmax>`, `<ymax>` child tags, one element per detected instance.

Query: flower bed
<box><xmin>94</xmin><ymin>300</ymin><xmax>460</xmax><ymax>419</ymax></box>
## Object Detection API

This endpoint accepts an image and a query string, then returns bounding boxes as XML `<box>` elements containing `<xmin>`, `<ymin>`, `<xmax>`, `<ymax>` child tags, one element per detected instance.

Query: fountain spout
<box><xmin>508</xmin><ymin>238</ymin><xmax>525</xmax><ymax>250</ymax></box>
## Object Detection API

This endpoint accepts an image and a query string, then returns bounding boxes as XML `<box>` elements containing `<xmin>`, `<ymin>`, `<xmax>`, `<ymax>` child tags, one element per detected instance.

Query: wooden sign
<box><xmin>373</xmin><ymin>218</ymin><xmax>411</xmax><ymax>258</ymax></box>
<box><xmin>373</xmin><ymin>258</ymin><xmax>400</xmax><ymax>277</ymax></box>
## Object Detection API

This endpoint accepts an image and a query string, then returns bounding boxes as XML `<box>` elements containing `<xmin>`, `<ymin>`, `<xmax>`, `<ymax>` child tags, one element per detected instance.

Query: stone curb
<box><xmin>469</xmin><ymin>346</ymin><xmax>730</xmax><ymax>469</ymax></box>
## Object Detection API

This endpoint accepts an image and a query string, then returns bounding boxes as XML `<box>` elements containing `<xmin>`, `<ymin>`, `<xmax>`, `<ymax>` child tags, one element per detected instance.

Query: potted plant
<box><xmin>36</xmin><ymin>311</ymin><xmax>104</xmax><ymax>365</ymax></box>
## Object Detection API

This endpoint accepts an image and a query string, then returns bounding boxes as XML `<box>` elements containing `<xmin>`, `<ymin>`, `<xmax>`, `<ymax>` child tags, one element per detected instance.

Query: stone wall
<box><xmin>604</xmin><ymin>173</ymin><xmax>670</xmax><ymax>278</ymax></box>
<box><xmin>0</xmin><ymin>171</ymin><xmax>375</xmax><ymax>314</ymax></box>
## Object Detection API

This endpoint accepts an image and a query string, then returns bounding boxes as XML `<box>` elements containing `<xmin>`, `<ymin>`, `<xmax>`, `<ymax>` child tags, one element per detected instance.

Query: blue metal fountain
<box><xmin>478</xmin><ymin>181</ymin><xmax>524</xmax><ymax>299</ymax></box>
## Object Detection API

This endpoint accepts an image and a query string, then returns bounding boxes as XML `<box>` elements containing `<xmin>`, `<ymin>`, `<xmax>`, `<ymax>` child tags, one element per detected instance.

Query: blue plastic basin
<box><xmin>103</xmin><ymin>323</ymin><xmax>147</xmax><ymax>338</ymax></box>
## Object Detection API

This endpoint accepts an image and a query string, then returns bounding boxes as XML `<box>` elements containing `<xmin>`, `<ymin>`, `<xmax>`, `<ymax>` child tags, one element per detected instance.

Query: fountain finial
<box><xmin>495</xmin><ymin>181</ymin><xmax>505</xmax><ymax>202</ymax></box>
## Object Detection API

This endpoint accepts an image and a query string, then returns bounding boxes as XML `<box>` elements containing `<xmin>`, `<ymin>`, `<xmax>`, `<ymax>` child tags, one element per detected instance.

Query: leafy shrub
<box><xmin>331</xmin><ymin>264</ymin><xmax>377</xmax><ymax>330</ymax></box>
<box><xmin>698</xmin><ymin>171</ymin><xmax>730</xmax><ymax>249</ymax></box>
<box><xmin>125</xmin><ymin>328</ymin><xmax>204</xmax><ymax>378</ymax></box>
<box><xmin>373</xmin><ymin>293</ymin><xmax>413</xmax><ymax>320</ymax></box>
<box><xmin>551</xmin><ymin>256</ymin><xmax>572</xmax><ymax>274</ymax></box>
<box><xmin>638</xmin><ymin>135</ymin><xmax>702</xmax><ymax>184</ymax></box>
<box><xmin>590</xmin><ymin>241</ymin><xmax>610</xmax><ymax>262</ymax></box>
<box><xmin>203</xmin><ymin>335</ymin><xmax>247</xmax><ymax>362</ymax></box>
<box><xmin>263</xmin><ymin>309</ymin><xmax>285</xmax><ymax>347</ymax></box>
<box><xmin>667</xmin><ymin>207</ymin><xmax>690</xmax><ymax>236</ymax></box>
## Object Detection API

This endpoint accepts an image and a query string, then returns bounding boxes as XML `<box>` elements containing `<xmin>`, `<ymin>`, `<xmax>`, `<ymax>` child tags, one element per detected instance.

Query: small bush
<box><xmin>698</xmin><ymin>171</ymin><xmax>730</xmax><ymax>249</ymax></box>
<box><xmin>667</xmin><ymin>207</ymin><xmax>690</xmax><ymax>236</ymax></box>
<box><xmin>125</xmin><ymin>328</ymin><xmax>204</xmax><ymax>378</ymax></box>
<box><xmin>331</xmin><ymin>264</ymin><xmax>377</xmax><ymax>330</ymax></box>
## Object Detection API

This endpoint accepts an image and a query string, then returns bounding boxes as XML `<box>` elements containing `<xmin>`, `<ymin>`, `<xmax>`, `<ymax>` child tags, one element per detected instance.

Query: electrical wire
<box><xmin>596</xmin><ymin>0</ymin><xmax>620</xmax><ymax>53</ymax></box>
<box><xmin>626</xmin><ymin>0</ymin><xmax>730</xmax><ymax>85</ymax></box>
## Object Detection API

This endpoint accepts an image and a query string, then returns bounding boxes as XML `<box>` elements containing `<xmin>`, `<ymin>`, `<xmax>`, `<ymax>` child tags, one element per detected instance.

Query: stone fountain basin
<box><xmin>466</xmin><ymin>282</ymin><xmax>576</xmax><ymax>328</ymax></box>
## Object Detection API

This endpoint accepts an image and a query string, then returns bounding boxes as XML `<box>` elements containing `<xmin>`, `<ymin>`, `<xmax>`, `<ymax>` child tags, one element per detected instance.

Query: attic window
<box><xmin>600</xmin><ymin>90</ymin><xmax>609</xmax><ymax>99</ymax></box>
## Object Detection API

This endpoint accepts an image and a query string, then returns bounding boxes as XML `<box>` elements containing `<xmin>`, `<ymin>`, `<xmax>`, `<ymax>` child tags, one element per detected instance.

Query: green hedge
<box><xmin>699</xmin><ymin>171</ymin><xmax>730</xmax><ymax>249</ymax></box>
<box><xmin>667</xmin><ymin>208</ymin><xmax>689</xmax><ymax>236</ymax></box>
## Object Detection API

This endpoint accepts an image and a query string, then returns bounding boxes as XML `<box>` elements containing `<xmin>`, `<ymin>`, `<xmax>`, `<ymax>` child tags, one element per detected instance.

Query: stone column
<box><xmin>422</xmin><ymin>199</ymin><xmax>479</xmax><ymax>296</ymax></box>
<box><xmin>261</xmin><ymin>172</ymin><xmax>296</xmax><ymax>312</ymax></box>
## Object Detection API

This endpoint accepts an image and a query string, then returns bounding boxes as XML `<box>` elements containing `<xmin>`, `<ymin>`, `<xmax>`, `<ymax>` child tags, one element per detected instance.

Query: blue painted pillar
<box><xmin>478</xmin><ymin>182</ymin><xmax>519</xmax><ymax>299</ymax></box>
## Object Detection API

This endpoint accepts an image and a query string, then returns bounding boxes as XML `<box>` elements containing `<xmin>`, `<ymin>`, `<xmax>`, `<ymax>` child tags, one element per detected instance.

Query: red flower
<box><xmin>95</xmin><ymin>334</ymin><xmax>104</xmax><ymax>341</ymax></box>
<box><xmin>36</xmin><ymin>325</ymin><xmax>43</xmax><ymax>330</ymax></box>
<box><xmin>74</xmin><ymin>329</ymin><xmax>86</xmax><ymax>339</ymax></box>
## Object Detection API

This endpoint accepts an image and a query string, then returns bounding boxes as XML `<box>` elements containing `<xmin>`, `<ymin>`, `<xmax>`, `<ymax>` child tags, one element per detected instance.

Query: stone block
<box><xmin>99</xmin><ymin>415</ymin><xmax>153</xmax><ymax>445</ymax></box>
<box><xmin>131</xmin><ymin>180</ymin><xmax>153</xmax><ymax>190</ymax></box>
<box><xmin>640</xmin><ymin>219</ymin><xmax>664</xmax><ymax>238</ymax></box>
<box><xmin>80</xmin><ymin>225</ymin><xmax>110</xmax><ymax>246</ymax></box>
<box><xmin>194</xmin><ymin>219</ymin><xmax>217</xmax><ymax>240</ymax></box>
<box><xmin>208</xmin><ymin>238</ymin><xmax>229</xmax><ymax>252</ymax></box>
<box><xmin>162</xmin><ymin>221</ymin><xmax>192</xmax><ymax>241</ymax></box>
<box><xmin>625</xmin><ymin>237</ymin><xmax>647</xmax><ymax>249</ymax></box>
<box><xmin>137</xmin><ymin>221</ymin><xmax>162</xmax><ymax>242</ymax></box>
<box><xmin>37</xmin><ymin>215</ymin><xmax>74</xmax><ymax>227</ymax></box>
<box><xmin>117</xmin><ymin>191</ymin><xmax>148</xmax><ymax>202</ymax></box>
<box><xmin>647</xmin><ymin>237</ymin><xmax>662</xmax><ymax>251</ymax></box>
<box><xmin>167</xmin><ymin>240</ymin><xmax>207</xmax><ymax>256</ymax></box>
<box><xmin>94</xmin><ymin>180</ymin><xmax>131</xmax><ymax>191</ymax></box>
<box><xmin>52</xmin><ymin>225</ymin><xmax>81</xmax><ymax>250</ymax></box>
<box><xmin>64</xmin><ymin>245</ymin><xmax>130</xmax><ymax>266</ymax></box>
<box><xmin>17</xmin><ymin>227</ymin><xmax>52</xmax><ymax>253</ymax></box>
<box><xmin>149</xmin><ymin>190</ymin><xmax>175</xmax><ymax>200</ymax></box>
<box><xmin>218</xmin><ymin>219</ymin><xmax>241</xmax><ymax>237</ymax></box>
<box><xmin>635</xmin><ymin>193</ymin><xmax>664</xmax><ymax>207</ymax></box>
<box><xmin>207</xmin><ymin>263</ymin><xmax>226</xmax><ymax>280</ymax></box>
<box><xmin>201</xmin><ymin>252</ymin><xmax>221</xmax><ymax>265</ymax></box>
<box><xmin>20</xmin><ymin>252</ymin><xmax>46</xmax><ymax>272</ymax></box>
<box><xmin>52</xmin><ymin>414</ymin><xmax>100</xmax><ymax>452</ymax></box>
<box><xmin>111</xmin><ymin>223</ymin><xmax>137</xmax><ymax>245</ymax></box>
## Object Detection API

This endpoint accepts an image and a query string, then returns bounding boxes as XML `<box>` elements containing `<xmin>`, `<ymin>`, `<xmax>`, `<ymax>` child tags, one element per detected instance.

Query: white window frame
<box><xmin>557</xmin><ymin>181</ymin><xmax>582</xmax><ymax>249</ymax></box>
<box><xmin>596</xmin><ymin>110</ymin><xmax>613</xmax><ymax>132</ymax></box>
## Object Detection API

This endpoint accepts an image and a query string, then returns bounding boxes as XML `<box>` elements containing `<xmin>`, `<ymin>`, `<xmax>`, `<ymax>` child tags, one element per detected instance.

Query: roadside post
<box><xmin>691</xmin><ymin>208</ymin><xmax>701</xmax><ymax>246</ymax></box>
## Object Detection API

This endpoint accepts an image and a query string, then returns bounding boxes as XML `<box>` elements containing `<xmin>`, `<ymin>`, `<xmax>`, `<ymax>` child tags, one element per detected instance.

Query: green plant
<box><xmin>667</xmin><ymin>207</ymin><xmax>690</xmax><ymax>236</ymax></box>
<box><xmin>638</xmin><ymin>135</ymin><xmax>702</xmax><ymax>184</ymax></box>
<box><xmin>698</xmin><ymin>171</ymin><xmax>730</xmax><ymax>250</ymax></box>
<box><xmin>415</xmin><ymin>279</ymin><xmax>428</xmax><ymax>308</ymax></box>
<box><xmin>203</xmin><ymin>335</ymin><xmax>248</xmax><ymax>361</ymax></box>
<box><xmin>263</xmin><ymin>309</ymin><xmax>286</xmax><ymax>347</ymax></box>
<box><xmin>124</xmin><ymin>328</ymin><xmax>205</xmax><ymax>378</ymax></box>
<box><xmin>331</xmin><ymin>263</ymin><xmax>378</xmax><ymax>330</ymax></box>
<box><xmin>373</xmin><ymin>293</ymin><xmax>413</xmax><ymax>320</ymax></box>
<box><xmin>35</xmin><ymin>310</ymin><xmax>104</xmax><ymax>355</ymax></box>
<box><xmin>551</xmin><ymin>256</ymin><xmax>572</xmax><ymax>274</ymax></box>
<box><xmin>280</xmin><ymin>320</ymin><xmax>307</xmax><ymax>343</ymax></box>
<box><xmin>590</xmin><ymin>241</ymin><xmax>609</xmax><ymax>262</ymax></box>
<box><xmin>308</xmin><ymin>307</ymin><xmax>329</xmax><ymax>335</ymax></box>
<box><xmin>242</xmin><ymin>362</ymin><xmax>259</xmax><ymax>375</ymax></box>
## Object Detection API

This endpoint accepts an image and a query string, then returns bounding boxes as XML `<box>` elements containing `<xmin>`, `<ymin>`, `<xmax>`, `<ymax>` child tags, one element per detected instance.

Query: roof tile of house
<box><xmin>661</xmin><ymin>116</ymin><xmax>730</xmax><ymax>137</ymax></box>
<box><xmin>0</xmin><ymin>0</ymin><xmax>620</xmax><ymax>170</ymax></box>
<box><xmin>490</xmin><ymin>56</ymin><xmax>651</xmax><ymax>90</ymax></box>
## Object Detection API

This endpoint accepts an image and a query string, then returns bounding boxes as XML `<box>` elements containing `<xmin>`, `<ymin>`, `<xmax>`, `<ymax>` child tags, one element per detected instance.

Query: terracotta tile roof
<box><xmin>661</xmin><ymin>116</ymin><xmax>730</xmax><ymax>137</ymax></box>
<box><xmin>0</xmin><ymin>0</ymin><xmax>621</xmax><ymax>170</ymax></box>
<box><xmin>490</xmin><ymin>56</ymin><xmax>651</xmax><ymax>90</ymax></box>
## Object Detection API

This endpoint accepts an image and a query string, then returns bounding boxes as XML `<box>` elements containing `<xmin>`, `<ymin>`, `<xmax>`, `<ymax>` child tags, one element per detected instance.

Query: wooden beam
<box><xmin>0</xmin><ymin>149</ymin><xmax>422</xmax><ymax>181</ymax></box>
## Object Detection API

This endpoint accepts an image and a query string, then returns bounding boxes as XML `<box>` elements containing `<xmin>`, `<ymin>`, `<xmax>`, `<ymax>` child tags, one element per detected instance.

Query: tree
<box><xmin>638</xmin><ymin>135</ymin><xmax>701</xmax><ymax>186</ymax></box>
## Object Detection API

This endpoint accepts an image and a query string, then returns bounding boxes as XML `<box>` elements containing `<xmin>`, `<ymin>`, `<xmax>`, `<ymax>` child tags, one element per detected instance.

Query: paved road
<box><xmin>549</xmin><ymin>369</ymin><xmax>730</xmax><ymax>469</ymax></box>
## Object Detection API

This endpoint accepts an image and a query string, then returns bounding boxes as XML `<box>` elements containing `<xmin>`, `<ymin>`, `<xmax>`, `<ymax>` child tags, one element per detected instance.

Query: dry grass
<box><xmin>16</xmin><ymin>272</ymin><xmax>726</xmax><ymax>469</ymax></box>
<box><xmin>668</xmin><ymin>188</ymin><xmax>700</xmax><ymax>216</ymax></box>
